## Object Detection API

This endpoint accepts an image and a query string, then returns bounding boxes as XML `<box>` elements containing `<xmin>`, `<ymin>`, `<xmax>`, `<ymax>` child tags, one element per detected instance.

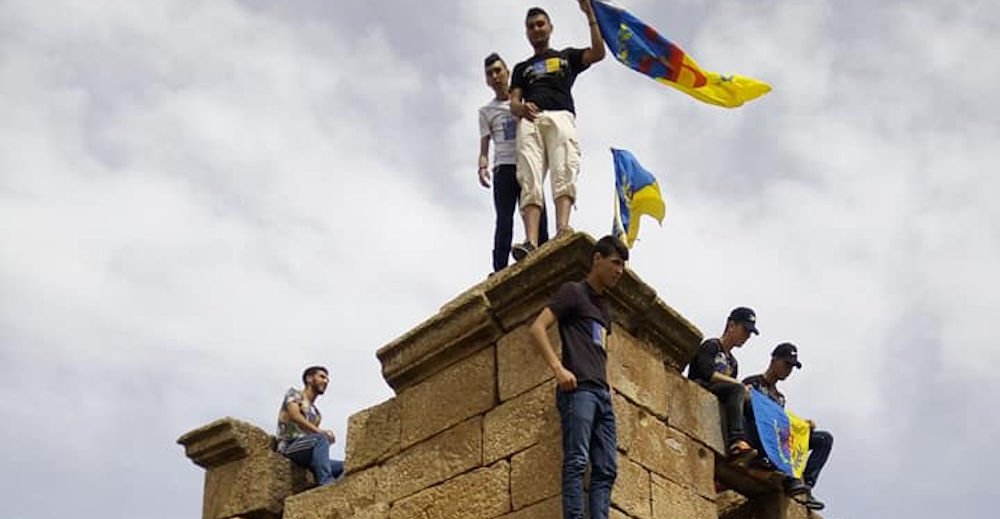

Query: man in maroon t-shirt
<box><xmin>529</xmin><ymin>235</ymin><xmax>628</xmax><ymax>519</ymax></box>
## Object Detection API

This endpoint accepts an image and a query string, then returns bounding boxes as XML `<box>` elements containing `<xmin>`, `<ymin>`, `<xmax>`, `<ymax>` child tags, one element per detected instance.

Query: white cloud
<box><xmin>1</xmin><ymin>1</ymin><xmax>998</xmax><ymax>518</ymax></box>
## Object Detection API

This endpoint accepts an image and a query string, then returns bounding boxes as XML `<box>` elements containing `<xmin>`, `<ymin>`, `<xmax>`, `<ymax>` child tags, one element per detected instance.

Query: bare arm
<box><xmin>286</xmin><ymin>402</ymin><xmax>335</xmax><ymax>442</ymax></box>
<box><xmin>530</xmin><ymin>308</ymin><xmax>577</xmax><ymax>391</ymax></box>
<box><xmin>478</xmin><ymin>136</ymin><xmax>491</xmax><ymax>188</ymax></box>
<box><xmin>579</xmin><ymin>0</ymin><xmax>606</xmax><ymax>65</ymax></box>
<box><xmin>510</xmin><ymin>87</ymin><xmax>539</xmax><ymax>122</ymax></box>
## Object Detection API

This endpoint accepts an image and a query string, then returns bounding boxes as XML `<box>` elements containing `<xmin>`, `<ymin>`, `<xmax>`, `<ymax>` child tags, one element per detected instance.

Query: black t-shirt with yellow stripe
<box><xmin>511</xmin><ymin>48</ymin><xmax>590</xmax><ymax>115</ymax></box>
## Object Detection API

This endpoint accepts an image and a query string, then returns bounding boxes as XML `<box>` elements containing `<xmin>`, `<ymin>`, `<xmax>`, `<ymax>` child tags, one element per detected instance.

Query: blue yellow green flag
<box><xmin>749</xmin><ymin>388</ymin><xmax>811</xmax><ymax>478</ymax></box>
<box><xmin>612</xmin><ymin>148</ymin><xmax>665</xmax><ymax>248</ymax></box>
<box><xmin>591</xmin><ymin>0</ymin><xmax>771</xmax><ymax>108</ymax></box>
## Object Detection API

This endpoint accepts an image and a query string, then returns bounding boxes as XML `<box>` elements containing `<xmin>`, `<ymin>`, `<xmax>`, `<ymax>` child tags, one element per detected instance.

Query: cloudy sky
<box><xmin>1</xmin><ymin>0</ymin><xmax>997</xmax><ymax>517</ymax></box>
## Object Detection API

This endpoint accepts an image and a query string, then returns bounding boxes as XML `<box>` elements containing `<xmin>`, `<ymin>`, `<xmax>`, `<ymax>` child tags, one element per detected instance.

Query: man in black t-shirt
<box><xmin>743</xmin><ymin>343</ymin><xmax>833</xmax><ymax>511</ymax></box>
<box><xmin>509</xmin><ymin>2</ymin><xmax>606</xmax><ymax>261</ymax></box>
<box><xmin>687</xmin><ymin>306</ymin><xmax>759</xmax><ymax>463</ymax></box>
<box><xmin>529</xmin><ymin>235</ymin><xmax>628</xmax><ymax>519</ymax></box>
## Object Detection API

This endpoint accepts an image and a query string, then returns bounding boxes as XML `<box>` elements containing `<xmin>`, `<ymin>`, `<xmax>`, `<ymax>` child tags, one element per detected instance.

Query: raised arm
<box><xmin>579</xmin><ymin>0</ymin><xmax>606</xmax><ymax>65</ymax></box>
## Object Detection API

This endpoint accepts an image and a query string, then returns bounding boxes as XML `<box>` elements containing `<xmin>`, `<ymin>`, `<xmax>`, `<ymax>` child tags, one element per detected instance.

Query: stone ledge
<box><xmin>177</xmin><ymin>417</ymin><xmax>273</xmax><ymax>469</ymax></box>
<box><xmin>375</xmin><ymin>232</ymin><xmax>703</xmax><ymax>394</ymax></box>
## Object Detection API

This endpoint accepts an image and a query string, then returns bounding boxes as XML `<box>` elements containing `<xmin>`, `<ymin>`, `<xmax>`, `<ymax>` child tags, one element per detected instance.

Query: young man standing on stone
<box><xmin>509</xmin><ymin>2</ymin><xmax>606</xmax><ymax>260</ymax></box>
<box><xmin>743</xmin><ymin>343</ymin><xmax>833</xmax><ymax>511</ymax></box>
<box><xmin>479</xmin><ymin>52</ymin><xmax>549</xmax><ymax>272</ymax></box>
<box><xmin>529</xmin><ymin>235</ymin><xmax>628</xmax><ymax>519</ymax></box>
<box><xmin>687</xmin><ymin>307</ymin><xmax>760</xmax><ymax>463</ymax></box>
<box><xmin>275</xmin><ymin>366</ymin><xmax>344</xmax><ymax>486</ymax></box>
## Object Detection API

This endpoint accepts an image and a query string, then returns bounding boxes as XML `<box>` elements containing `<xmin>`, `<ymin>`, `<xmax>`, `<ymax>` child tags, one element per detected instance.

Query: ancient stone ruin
<box><xmin>178</xmin><ymin>232</ymin><xmax>821</xmax><ymax>519</ymax></box>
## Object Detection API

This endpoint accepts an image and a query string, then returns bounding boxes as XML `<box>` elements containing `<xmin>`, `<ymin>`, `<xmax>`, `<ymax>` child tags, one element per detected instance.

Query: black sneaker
<box><xmin>785</xmin><ymin>478</ymin><xmax>810</xmax><ymax>496</ymax></box>
<box><xmin>801</xmin><ymin>492</ymin><xmax>825</xmax><ymax>511</ymax></box>
<box><xmin>511</xmin><ymin>241</ymin><xmax>536</xmax><ymax>262</ymax></box>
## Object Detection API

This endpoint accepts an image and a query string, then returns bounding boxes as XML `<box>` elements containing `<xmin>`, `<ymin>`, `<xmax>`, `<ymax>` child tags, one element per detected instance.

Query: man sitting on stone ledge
<box><xmin>743</xmin><ymin>343</ymin><xmax>832</xmax><ymax>511</ymax></box>
<box><xmin>687</xmin><ymin>307</ymin><xmax>759</xmax><ymax>464</ymax></box>
<box><xmin>276</xmin><ymin>365</ymin><xmax>344</xmax><ymax>486</ymax></box>
<box><xmin>529</xmin><ymin>234</ymin><xmax>628</xmax><ymax>519</ymax></box>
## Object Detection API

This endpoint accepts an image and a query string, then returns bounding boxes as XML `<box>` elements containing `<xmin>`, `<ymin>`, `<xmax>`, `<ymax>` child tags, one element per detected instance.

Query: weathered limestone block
<box><xmin>717</xmin><ymin>490</ymin><xmax>822</xmax><ymax>519</ymax></box>
<box><xmin>510</xmin><ymin>431</ymin><xmax>562</xmax><ymax>510</ymax></box>
<box><xmin>376</xmin><ymin>416</ymin><xmax>482</xmax><ymax>503</ymax></box>
<box><xmin>484</xmin><ymin>234</ymin><xmax>593</xmax><ymax>330</ymax></box>
<box><xmin>651</xmin><ymin>473</ymin><xmax>717</xmax><ymax>519</ymax></box>
<box><xmin>178</xmin><ymin>417</ymin><xmax>274</xmax><ymax>468</ymax></box>
<box><xmin>611</xmin><ymin>456</ymin><xmax>652</xmax><ymax>519</ymax></box>
<box><xmin>497</xmin><ymin>323</ymin><xmax>561</xmax><ymax>401</ymax></box>
<box><xmin>388</xmin><ymin>462</ymin><xmax>511</xmax><ymax>519</ymax></box>
<box><xmin>178</xmin><ymin>418</ymin><xmax>313</xmax><ymax>519</ymax></box>
<box><xmin>484</xmin><ymin>381</ymin><xmax>560</xmax><ymax>464</ymax></box>
<box><xmin>607</xmin><ymin>329</ymin><xmax>670</xmax><ymax>419</ymax></box>
<box><xmin>664</xmin><ymin>371</ymin><xmax>725</xmax><ymax>455</ymax></box>
<box><xmin>615</xmin><ymin>396</ymin><xmax>715</xmax><ymax>499</ymax></box>
<box><xmin>398</xmin><ymin>346</ymin><xmax>496</xmax><ymax>448</ymax></box>
<box><xmin>610</xmin><ymin>507</ymin><xmax>631</xmax><ymax>519</ymax></box>
<box><xmin>377</xmin><ymin>290</ymin><xmax>503</xmax><ymax>392</ymax></box>
<box><xmin>345</xmin><ymin>399</ymin><xmax>400</xmax><ymax>473</ymax></box>
<box><xmin>283</xmin><ymin>468</ymin><xmax>380</xmax><ymax>519</ymax></box>
<box><xmin>498</xmin><ymin>496</ymin><xmax>561</xmax><ymax>519</ymax></box>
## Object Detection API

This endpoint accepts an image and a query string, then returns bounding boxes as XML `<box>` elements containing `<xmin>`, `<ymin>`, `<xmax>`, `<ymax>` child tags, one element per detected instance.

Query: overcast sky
<box><xmin>1</xmin><ymin>1</ymin><xmax>998</xmax><ymax>518</ymax></box>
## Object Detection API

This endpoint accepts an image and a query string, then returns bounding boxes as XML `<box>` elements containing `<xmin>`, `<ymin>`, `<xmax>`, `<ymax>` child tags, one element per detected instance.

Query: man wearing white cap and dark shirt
<box><xmin>687</xmin><ymin>307</ymin><xmax>759</xmax><ymax>463</ymax></box>
<box><xmin>743</xmin><ymin>343</ymin><xmax>833</xmax><ymax>511</ymax></box>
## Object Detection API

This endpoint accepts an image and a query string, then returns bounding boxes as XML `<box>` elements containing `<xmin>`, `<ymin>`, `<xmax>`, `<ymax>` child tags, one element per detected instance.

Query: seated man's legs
<box><xmin>803</xmin><ymin>430</ymin><xmax>833</xmax><ymax>488</ymax></box>
<box><xmin>283</xmin><ymin>432</ymin><xmax>343</xmax><ymax>485</ymax></box>
<box><xmin>705</xmin><ymin>381</ymin><xmax>748</xmax><ymax>448</ymax></box>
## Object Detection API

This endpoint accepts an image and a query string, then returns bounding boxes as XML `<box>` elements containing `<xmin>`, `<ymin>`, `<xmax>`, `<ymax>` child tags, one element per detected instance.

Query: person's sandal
<box><xmin>511</xmin><ymin>241</ymin><xmax>536</xmax><ymax>262</ymax></box>
<box><xmin>728</xmin><ymin>440</ymin><xmax>758</xmax><ymax>466</ymax></box>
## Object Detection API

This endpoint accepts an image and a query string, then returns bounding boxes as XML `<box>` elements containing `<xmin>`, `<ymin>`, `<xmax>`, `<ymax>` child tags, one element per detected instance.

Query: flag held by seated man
<box><xmin>612</xmin><ymin>148</ymin><xmax>665</xmax><ymax>248</ymax></box>
<box><xmin>590</xmin><ymin>0</ymin><xmax>771</xmax><ymax>108</ymax></box>
<box><xmin>749</xmin><ymin>388</ymin><xmax>811</xmax><ymax>478</ymax></box>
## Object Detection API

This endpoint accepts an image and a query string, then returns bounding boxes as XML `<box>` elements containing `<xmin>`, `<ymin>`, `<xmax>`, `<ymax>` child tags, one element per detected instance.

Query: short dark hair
<box><xmin>302</xmin><ymin>365</ymin><xmax>328</xmax><ymax>385</ymax></box>
<box><xmin>526</xmin><ymin>7</ymin><xmax>550</xmax><ymax>22</ymax></box>
<box><xmin>593</xmin><ymin>235</ymin><xmax>629</xmax><ymax>262</ymax></box>
<box><xmin>484</xmin><ymin>52</ymin><xmax>506</xmax><ymax>69</ymax></box>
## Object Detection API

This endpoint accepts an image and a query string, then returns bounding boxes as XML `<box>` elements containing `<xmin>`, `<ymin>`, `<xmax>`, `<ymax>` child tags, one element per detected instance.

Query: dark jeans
<box><xmin>557</xmin><ymin>386</ymin><xmax>617</xmax><ymax>519</ymax></box>
<box><xmin>803</xmin><ymin>430</ymin><xmax>833</xmax><ymax>488</ymax></box>
<box><xmin>705</xmin><ymin>380</ymin><xmax>747</xmax><ymax>447</ymax></box>
<box><xmin>282</xmin><ymin>433</ymin><xmax>344</xmax><ymax>486</ymax></box>
<box><xmin>492</xmin><ymin>164</ymin><xmax>548</xmax><ymax>271</ymax></box>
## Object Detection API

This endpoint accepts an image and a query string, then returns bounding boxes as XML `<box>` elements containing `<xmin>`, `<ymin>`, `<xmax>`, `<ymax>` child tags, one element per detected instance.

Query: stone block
<box><xmin>611</xmin><ymin>456</ymin><xmax>651</xmax><ymax>519</ymax></box>
<box><xmin>377</xmin><ymin>290</ymin><xmax>503</xmax><ymax>392</ymax></box>
<box><xmin>651</xmin><ymin>473</ymin><xmax>717</xmax><ymax>519</ymax></box>
<box><xmin>377</xmin><ymin>417</ymin><xmax>482</xmax><ymax>503</ymax></box>
<box><xmin>498</xmin><ymin>496</ymin><xmax>561</xmax><ymax>518</ymax></box>
<box><xmin>398</xmin><ymin>346</ymin><xmax>496</xmax><ymax>448</ymax></box>
<box><xmin>664</xmin><ymin>371</ymin><xmax>725</xmax><ymax>455</ymax></box>
<box><xmin>510</xmin><ymin>432</ymin><xmax>562</xmax><ymax>509</ymax></box>
<box><xmin>497</xmin><ymin>324</ymin><xmax>561</xmax><ymax>401</ymax></box>
<box><xmin>484</xmin><ymin>382</ymin><xmax>560</xmax><ymax>464</ymax></box>
<box><xmin>178</xmin><ymin>417</ymin><xmax>274</xmax><ymax>469</ymax></box>
<box><xmin>615</xmin><ymin>396</ymin><xmax>715</xmax><ymax>499</ymax></box>
<box><xmin>345</xmin><ymin>399</ymin><xmax>400</xmax><ymax>473</ymax></box>
<box><xmin>607</xmin><ymin>329</ymin><xmax>669</xmax><ymax>419</ymax></box>
<box><xmin>202</xmin><ymin>450</ymin><xmax>312</xmax><ymax>519</ymax></box>
<box><xmin>283</xmin><ymin>467</ymin><xmax>380</xmax><ymax>519</ymax></box>
<box><xmin>388</xmin><ymin>462</ymin><xmax>511</xmax><ymax>519</ymax></box>
<box><xmin>610</xmin><ymin>507</ymin><xmax>631</xmax><ymax>519</ymax></box>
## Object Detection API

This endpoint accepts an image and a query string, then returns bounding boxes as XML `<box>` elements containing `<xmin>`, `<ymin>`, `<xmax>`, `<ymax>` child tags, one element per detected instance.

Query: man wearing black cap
<box><xmin>687</xmin><ymin>307</ymin><xmax>759</xmax><ymax>462</ymax></box>
<box><xmin>743</xmin><ymin>343</ymin><xmax>834</xmax><ymax>511</ymax></box>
